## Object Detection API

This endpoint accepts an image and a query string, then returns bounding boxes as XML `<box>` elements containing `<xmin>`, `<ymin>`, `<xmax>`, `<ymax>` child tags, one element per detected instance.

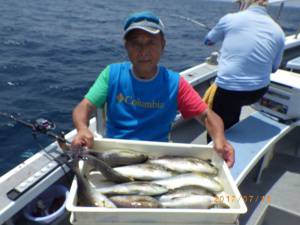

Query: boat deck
<box><xmin>239</xmin><ymin>141</ymin><xmax>300</xmax><ymax>225</ymax></box>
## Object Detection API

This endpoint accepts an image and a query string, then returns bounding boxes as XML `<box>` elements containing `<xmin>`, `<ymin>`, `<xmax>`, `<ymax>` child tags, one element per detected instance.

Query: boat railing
<box><xmin>95</xmin><ymin>108</ymin><xmax>105</xmax><ymax>137</ymax></box>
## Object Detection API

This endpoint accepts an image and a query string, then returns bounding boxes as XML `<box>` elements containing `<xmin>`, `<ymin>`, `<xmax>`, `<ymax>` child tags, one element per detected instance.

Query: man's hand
<box><xmin>72</xmin><ymin>98</ymin><xmax>97</xmax><ymax>150</ymax></box>
<box><xmin>71</xmin><ymin>127</ymin><xmax>94</xmax><ymax>150</ymax></box>
<box><xmin>214</xmin><ymin>139</ymin><xmax>235</xmax><ymax>168</ymax></box>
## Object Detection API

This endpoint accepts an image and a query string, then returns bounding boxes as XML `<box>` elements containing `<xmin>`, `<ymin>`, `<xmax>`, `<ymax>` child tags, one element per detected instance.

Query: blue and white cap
<box><xmin>123</xmin><ymin>11</ymin><xmax>165</xmax><ymax>38</ymax></box>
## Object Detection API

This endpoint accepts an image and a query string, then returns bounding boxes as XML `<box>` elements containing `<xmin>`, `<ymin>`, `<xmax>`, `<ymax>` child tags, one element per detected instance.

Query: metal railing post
<box><xmin>296</xmin><ymin>27</ymin><xmax>300</xmax><ymax>39</ymax></box>
<box><xmin>95</xmin><ymin>108</ymin><xmax>105</xmax><ymax>136</ymax></box>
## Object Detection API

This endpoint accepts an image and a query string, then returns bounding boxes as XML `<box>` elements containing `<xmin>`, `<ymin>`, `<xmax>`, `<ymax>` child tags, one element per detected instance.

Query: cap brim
<box><xmin>123</xmin><ymin>25</ymin><xmax>161</xmax><ymax>38</ymax></box>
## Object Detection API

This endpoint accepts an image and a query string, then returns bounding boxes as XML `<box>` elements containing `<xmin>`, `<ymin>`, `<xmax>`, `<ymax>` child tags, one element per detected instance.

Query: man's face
<box><xmin>125</xmin><ymin>29</ymin><xmax>165</xmax><ymax>77</ymax></box>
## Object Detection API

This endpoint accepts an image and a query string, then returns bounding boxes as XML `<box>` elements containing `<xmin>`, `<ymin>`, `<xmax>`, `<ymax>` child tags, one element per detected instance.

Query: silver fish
<box><xmin>114</xmin><ymin>163</ymin><xmax>176</xmax><ymax>181</ymax></box>
<box><xmin>58</xmin><ymin>143</ymin><xmax>131</xmax><ymax>183</ymax></box>
<box><xmin>73</xmin><ymin>168</ymin><xmax>116</xmax><ymax>208</ymax></box>
<box><xmin>152</xmin><ymin>173</ymin><xmax>223</xmax><ymax>193</ymax></box>
<box><xmin>149</xmin><ymin>156</ymin><xmax>218</xmax><ymax>175</ymax></box>
<box><xmin>84</xmin><ymin>154</ymin><xmax>133</xmax><ymax>183</ymax></box>
<box><xmin>97</xmin><ymin>181</ymin><xmax>168</xmax><ymax>196</ymax></box>
<box><xmin>160</xmin><ymin>195</ymin><xmax>229</xmax><ymax>209</ymax></box>
<box><xmin>91</xmin><ymin>149</ymin><xmax>148</xmax><ymax>167</ymax></box>
<box><xmin>157</xmin><ymin>186</ymin><xmax>214</xmax><ymax>202</ymax></box>
<box><xmin>109</xmin><ymin>195</ymin><xmax>161</xmax><ymax>208</ymax></box>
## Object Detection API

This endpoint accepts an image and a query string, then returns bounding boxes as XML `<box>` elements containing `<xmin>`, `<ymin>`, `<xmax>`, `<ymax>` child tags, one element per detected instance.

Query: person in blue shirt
<box><xmin>71</xmin><ymin>11</ymin><xmax>235</xmax><ymax>167</ymax></box>
<box><xmin>204</xmin><ymin>0</ymin><xmax>285</xmax><ymax>131</ymax></box>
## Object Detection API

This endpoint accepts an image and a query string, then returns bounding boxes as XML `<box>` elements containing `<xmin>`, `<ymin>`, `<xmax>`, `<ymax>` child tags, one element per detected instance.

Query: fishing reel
<box><xmin>0</xmin><ymin>112</ymin><xmax>56</xmax><ymax>133</ymax></box>
<box><xmin>33</xmin><ymin>118</ymin><xmax>56</xmax><ymax>133</ymax></box>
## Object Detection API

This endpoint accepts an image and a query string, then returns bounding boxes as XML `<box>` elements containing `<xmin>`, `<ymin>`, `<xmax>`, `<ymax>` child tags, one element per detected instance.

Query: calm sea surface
<box><xmin>0</xmin><ymin>0</ymin><xmax>299</xmax><ymax>176</ymax></box>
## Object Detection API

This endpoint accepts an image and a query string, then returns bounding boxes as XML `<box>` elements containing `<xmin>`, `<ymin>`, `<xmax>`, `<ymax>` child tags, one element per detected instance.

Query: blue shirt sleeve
<box><xmin>272</xmin><ymin>34</ymin><xmax>285</xmax><ymax>73</ymax></box>
<box><xmin>204</xmin><ymin>14</ymin><xmax>230</xmax><ymax>45</ymax></box>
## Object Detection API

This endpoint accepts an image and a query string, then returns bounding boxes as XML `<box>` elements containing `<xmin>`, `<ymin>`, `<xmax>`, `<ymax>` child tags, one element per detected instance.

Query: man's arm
<box><xmin>195</xmin><ymin>109</ymin><xmax>235</xmax><ymax>168</ymax></box>
<box><xmin>71</xmin><ymin>98</ymin><xmax>97</xmax><ymax>149</ymax></box>
<box><xmin>204</xmin><ymin>14</ymin><xmax>229</xmax><ymax>46</ymax></box>
<box><xmin>177</xmin><ymin>77</ymin><xmax>234</xmax><ymax>167</ymax></box>
<box><xmin>71</xmin><ymin>66</ymin><xmax>110</xmax><ymax>149</ymax></box>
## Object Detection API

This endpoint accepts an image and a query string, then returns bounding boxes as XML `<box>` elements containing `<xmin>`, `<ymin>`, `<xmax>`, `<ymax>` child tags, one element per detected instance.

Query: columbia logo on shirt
<box><xmin>116</xmin><ymin>92</ymin><xmax>165</xmax><ymax>109</ymax></box>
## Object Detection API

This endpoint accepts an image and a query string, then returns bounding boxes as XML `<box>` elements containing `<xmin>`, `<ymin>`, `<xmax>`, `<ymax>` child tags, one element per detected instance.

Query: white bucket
<box><xmin>23</xmin><ymin>184</ymin><xmax>69</xmax><ymax>224</ymax></box>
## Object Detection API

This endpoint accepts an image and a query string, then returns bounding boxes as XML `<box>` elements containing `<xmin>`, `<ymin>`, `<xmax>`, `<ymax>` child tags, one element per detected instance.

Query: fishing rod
<box><xmin>0</xmin><ymin>111</ymin><xmax>75</xmax><ymax>201</ymax></box>
<box><xmin>0</xmin><ymin>112</ymin><xmax>122</xmax><ymax>202</ymax></box>
<box><xmin>170</xmin><ymin>14</ymin><xmax>211</xmax><ymax>30</ymax></box>
<box><xmin>0</xmin><ymin>111</ymin><xmax>132</xmax><ymax>183</ymax></box>
<box><xmin>0</xmin><ymin>112</ymin><xmax>67</xmax><ymax>144</ymax></box>
<box><xmin>275</xmin><ymin>0</ymin><xmax>285</xmax><ymax>21</ymax></box>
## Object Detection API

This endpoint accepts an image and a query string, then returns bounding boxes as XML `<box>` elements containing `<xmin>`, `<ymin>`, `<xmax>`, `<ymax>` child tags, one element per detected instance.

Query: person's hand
<box><xmin>213</xmin><ymin>139</ymin><xmax>235</xmax><ymax>168</ymax></box>
<box><xmin>71</xmin><ymin>127</ymin><xmax>94</xmax><ymax>150</ymax></box>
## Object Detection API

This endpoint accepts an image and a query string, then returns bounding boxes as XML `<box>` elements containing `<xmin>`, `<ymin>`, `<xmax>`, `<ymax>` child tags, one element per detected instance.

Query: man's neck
<box><xmin>132</xmin><ymin>66</ymin><xmax>158</xmax><ymax>80</ymax></box>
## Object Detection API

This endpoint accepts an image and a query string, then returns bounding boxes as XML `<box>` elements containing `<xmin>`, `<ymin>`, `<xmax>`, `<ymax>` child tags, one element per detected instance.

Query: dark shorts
<box><xmin>212</xmin><ymin>86</ymin><xmax>268</xmax><ymax>130</ymax></box>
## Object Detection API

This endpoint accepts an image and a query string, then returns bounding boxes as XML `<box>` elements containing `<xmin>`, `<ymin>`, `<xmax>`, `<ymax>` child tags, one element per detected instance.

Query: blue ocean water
<box><xmin>0</xmin><ymin>0</ymin><xmax>299</xmax><ymax>176</ymax></box>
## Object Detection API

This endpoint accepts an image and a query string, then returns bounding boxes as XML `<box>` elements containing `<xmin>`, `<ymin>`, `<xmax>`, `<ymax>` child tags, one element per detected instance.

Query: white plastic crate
<box><xmin>66</xmin><ymin>138</ymin><xmax>247</xmax><ymax>225</ymax></box>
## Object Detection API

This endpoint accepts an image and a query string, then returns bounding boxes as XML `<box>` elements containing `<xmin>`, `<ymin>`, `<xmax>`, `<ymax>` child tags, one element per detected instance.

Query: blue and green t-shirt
<box><xmin>85</xmin><ymin>62</ymin><xmax>179</xmax><ymax>142</ymax></box>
